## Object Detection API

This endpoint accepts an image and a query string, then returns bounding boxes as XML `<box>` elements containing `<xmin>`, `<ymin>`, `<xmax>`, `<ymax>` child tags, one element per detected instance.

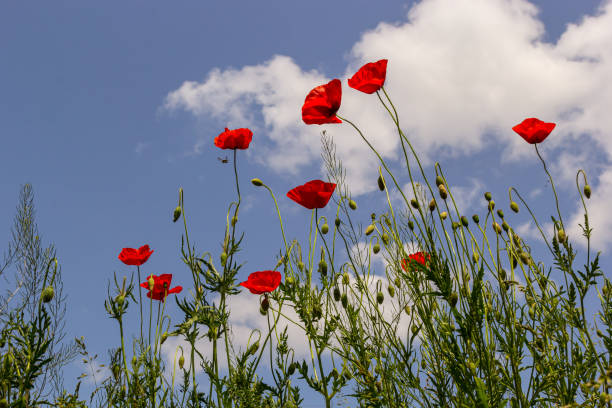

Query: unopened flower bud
<box><xmin>335</xmin><ymin>217</ymin><xmax>341</xmax><ymax>227</ymax></box>
<box><xmin>499</xmin><ymin>269</ymin><xmax>507</xmax><ymax>280</ymax></box>
<box><xmin>231</xmin><ymin>216</ymin><xmax>238</xmax><ymax>226</ymax></box>
<box><xmin>472</xmin><ymin>251</ymin><xmax>479</xmax><ymax>264</ymax></box>
<box><xmin>388</xmin><ymin>285</ymin><xmax>395</xmax><ymax>298</ymax></box>
<box><xmin>461</xmin><ymin>216</ymin><xmax>469</xmax><ymax>227</ymax></box>
<box><xmin>342</xmin><ymin>272</ymin><xmax>350</xmax><ymax>285</ymax></box>
<box><xmin>488</xmin><ymin>201</ymin><xmax>495</xmax><ymax>211</ymax></box>
<box><xmin>411</xmin><ymin>325</ymin><xmax>419</xmax><ymax>335</ymax></box>
<box><xmin>132</xmin><ymin>356</ymin><xmax>138</xmax><ymax>370</ymax></box>
<box><xmin>429</xmin><ymin>199</ymin><xmax>436</xmax><ymax>212</ymax></box>
<box><xmin>410</xmin><ymin>199</ymin><xmax>419</xmax><ymax>209</ymax></box>
<box><xmin>377</xmin><ymin>175</ymin><xmax>385</xmax><ymax>191</ymax></box>
<box><xmin>178</xmin><ymin>355</ymin><xmax>185</xmax><ymax>369</ymax></box>
<box><xmin>349</xmin><ymin>200</ymin><xmax>357</xmax><ymax>210</ymax></box>
<box><xmin>161</xmin><ymin>332</ymin><xmax>168</xmax><ymax>344</ymax></box>
<box><xmin>321</xmin><ymin>224</ymin><xmax>329</xmax><ymax>234</ymax></box>
<box><xmin>381</xmin><ymin>233</ymin><xmax>389</xmax><ymax>245</ymax></box>
<box><xmin>449</xmin><ymin>292</ymin><xmax>458</xmax><ymax>307</ymax></box>
<box><xmin>372</xmin><ymin>243</ymin><xmax>380</xmax><ymax>254</ymax></box>
<box><xmin>42</xmin><ymin>286</ymin><xmax>54</xmax><ymax>303</ymax></box>
<box><xmin>557</xmin><ymin>229</ymin><xmax>566</xmax><ymax>243</ymax></box>
<box><xmin>297</xmin><ymin>261</ymin><xmax>304</xmax><ymax>272</ymax></box>
<box><xmin>440</xmin><ymin>211</ymin><xmax>448</xmax><ymax>220</ymax></box>
<box><xmin>435</xmin><ymin>176</ymin><xmax>444</xmax><ymax>187</ymax></box>
<box><xmin>147</xmin><ymin>276</ymin><xmax>155</xmax><ymax>291</ymax></box>
<box><xmin>220</xmin><ymin>252</ymin><xmax>227</xmax><ymax>266</ymax></box>
<box><xmin>493</xmin><ymin>222</ymin><xmax>502</xmax><ymax>234</ymax></box>
<box><xmin>584</xmin><ymin>184</ymin><xmax>591</xmax><ymax>199</ymax></box>
<box><xmin>251</xmin><ymin>178</ymin><xmax>263</xmax><ymax>187</ymax></box>
<box><xmin>404</xmin><ymin>305</ymin><xmax>411</xmax><ymax>315</ymax></box>
<box><xmin>520</xmin><ymin>252</ymin><xmax>531</xmax><ymax>265</ymax></box>
<box><xmin>452</xmin><ymin>222</ymin><xmax>459</xmax><ymax>230</ymax></box>
<box><xmin>438</xmin><ymin>185</ymin><xmax>448</xmax><ymax>200</ymax></box>
<box><xmin>260</xmin><ymin>305</ymin><xmax>268</xmax><ymax>315</ymax></box>
<box><xmin>333</xmin><ymin>286</ymin><xmax>341</xmax><ymax>302</ymax></box>
<box><xmin>318</xmin><ymin>260</ymin><xmax>327</xmax><ymax>276</ymax></box>
<box><xmin>376</xmin><ymin>291</ymin><xmax>384</xmax><ymax>304</ymax></box>
<box><xmin>365</xmin><ymin>224</ymin><xmax>375</xmax><ymax>236</ymax></box>
<box><xmin>394</xmin><ymin>277</ymin><xmax>401</xmax><ymax>288</ymax></box>
<box><xmin>115</xmin><ymin>294</ymin><xmax>125</xmax><ymax>307</ymax></box>
<box><xmin>408</xmin><ymin>221</ymin><xmax>414</xmax><ymax>231</ymax></box>
<box><xmin>485</xmin><ymin>192</ymin><xmax>492</xmax><ymax>201</ymax></box>
<box><xmin>288</xmin><ymin>362</ymin><xmax>296</xmax><ymax>375</ymax></box>
<box><xmin>261</xmin><ymin>296</ymin><xmax>270</xmax><ymax>312</ymax></box>
<box><xmin>497</xmin><ymin>209</ymin><xmax>504</xmax><ymax>219</ymax></box>
<box><xmin>510</xmin><ymin>201</ymin><xmax>519</xmax><ymax>213</ymax></box>
<box><xmin>502</xmin><ymin>221</ymin><xmax>509</xmax><ymax>232</ymax></box>
<box><xmin>247</xmin><ymin>341</ymin><xmax>259</xmax><ymax>357</ymax></box>
<box><xmin>341</xmin><ymin>293</ymin><xmax>348</xmax><ymax>308</ymax></box>
<box><xmin>472</xmin><ymin>214</ymin><xmax>479</xmax><ymax>224</ymax></box>
<box><xmin>173</xmin><ymin>206</ymin><xmax>182</xmax><ymax>222</ymax></box>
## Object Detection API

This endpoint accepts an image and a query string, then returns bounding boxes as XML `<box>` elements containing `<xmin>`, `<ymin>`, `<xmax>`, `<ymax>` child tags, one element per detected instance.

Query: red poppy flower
<box><xmin>287</xmin><ymin>180</ymin><xmax>336</xmax><ymax>210</ymax></box>
<box><xmin>301</xmin><ymin>79</ymin><xmax>342</xmax><ymax>125</ymax></box>
<box><xmin>512</xmin><ymin>118</ymin><xmax>556</xmax><ymax>144</ymax></box>
<box><xmin>214</xmin><ymin>127</ymin><xmax>253</xmax><ymax>150</ymax></box>
<box><xmin>118</xmin><ymin>245</ymin><xmax>154</xmax><ymax>266</ymax></box>
<box><xmin>140</xmin><ymin>274</ymin><xmax>182</xmax><ymax>301</ymax></box>
<box><xmin>239</xmin><ymin>271</ymin><xmax>282</xmax><ymax>295</ymax></box>
<box><xmin>348</xmin><ymin>59</ymin><xmax>388</xmax><ymax>94</ymax></box>
<box><xmin>401</xmin><ymin>252</ymin><xmax>431</xmax><ymax>271</ymax></box>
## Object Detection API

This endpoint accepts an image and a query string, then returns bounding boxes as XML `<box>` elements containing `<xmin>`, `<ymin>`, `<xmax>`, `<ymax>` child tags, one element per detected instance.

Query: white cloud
<box><xmin>164</xmin><ymin>0</ymin><xmax>612</xmax><ymax>251</ymax></box>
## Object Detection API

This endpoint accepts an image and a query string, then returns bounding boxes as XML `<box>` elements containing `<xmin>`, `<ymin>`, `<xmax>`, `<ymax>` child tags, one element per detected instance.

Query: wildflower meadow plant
<box><xmin>2</xmin><ymin>57</ymin><xmax>610</xmax><ymax>408</ymax></box>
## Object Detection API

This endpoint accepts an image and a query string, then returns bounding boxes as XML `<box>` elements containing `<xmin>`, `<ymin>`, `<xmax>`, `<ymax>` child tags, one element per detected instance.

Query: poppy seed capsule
<box><xmin>485</xmin><ymin>192</ymin><xmax>492</xmax><ymax>201</ymax></box>
<box><xmin>372</xmin><ymin>243</ymin><xmax>380</xmax><ymax>254</ymax></box>
<box><xmin>584</xmin><ymin>184</ymin><xmax>591</xmax><ymax>199</ymax></box>
<box><xmin>251</xmin><ymin>178</ymin><xmax>263</xmax><ymax>187</ymax></box>
<box><xmin>449</xmin><ymin>292</ymin><xmax>458</xmax><ymax>308</ymax></box>
<box><xmin>318</xmin><ymin>260</ymin><xmax>327</xmax><ymax>276</ymax></box>
<box><xmin>472</xmin><ymin>214</ymin><xmax>479</xmax><ymax>224</ymax></box>
<box><xmin>349</xmin><ymin>199</ymin><xmax>357</xmax><ymax>210</ymax></box>
<box><xmin>178</xmin><ymin>355</ymin><xmax>185</xmax><ymax>369</ymax></box>
<box><xmin>440</xmin><ymin>211</ymin><xmax>448</xmax><ymax>220</ymax></box>
<box><xmin>438</xmin><ymin>185</ymin><xmax>448</xmax><ymax>200</ymax></box>
<box><xmin>410</xmin><ymin>199</ymin><xmax>419</xmax><ymax>209</ymax></box>
<box><xmin>429</xmin><ymin>199</ymin><xmax>436</xmax><ymax>212</ymax></box>
<box><xmin>365</xmin><ymin>224</ymin><xmax>375</xmax><ymax>236</ymax></box>
<box><xmin>173</xmin><ymin>206</ymin><xmax>182</xmax><ymax>222</ymax></box>
<box><xmin>435</xmin><ymin>176</ymin><xmax>444</xmax><ymax>187</ymax></box>
<box><xmin>510</xmin><ymin>201</ymin><xmax>519</xmax><ymax>213</ymax></box>
<box><xmin>381</xmin><ymin>233</ymin><xmax>389</xmax><ymax>245</ymax></box>
<box><xmin>41</xmin><ymin>286</ymin><xmax>54</xmax><ymax>303</ymax></box>
<box><xmin>461</xmin><ymin>216</ymin><xmax>469</xmax><ymax>227</ymax></box>
<box><xmin>493</xmin><ymin>222</ymin><xmax>502</xmax><ymax>234</ymax></box>
<box><xmin>377</xmin><ymin>175</ymin><xmax>385</xmax><ymax>191</ymax></box>
<box><xmin>376</xmin><ymin>291</ymin><xmax>384</xmax><ymax>304</ymax></box>
<box><xmin>321</xmin><ymin>223</ymin><xmax>329</xmax><ymax>234</ymax></box>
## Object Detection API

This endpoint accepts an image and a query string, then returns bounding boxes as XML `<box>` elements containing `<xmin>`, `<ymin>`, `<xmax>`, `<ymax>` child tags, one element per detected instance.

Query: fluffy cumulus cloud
<box><xmin>165</xmin><ymin>0</ymin><xmax>612</xmax><ymax>251</ymax></box>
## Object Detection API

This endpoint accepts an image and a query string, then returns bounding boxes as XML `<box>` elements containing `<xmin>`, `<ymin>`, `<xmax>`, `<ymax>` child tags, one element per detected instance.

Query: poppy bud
<box><xmin>335</xmin><ymin>217</ymin><xmax>341</xmax><ymax>227</ymax></box>
<box><xmin>472</xmin><ymin>214</ymin><xmax>479</xmax><ymax>224</ymax></box>
<box><xmin>377</xmin><ymin>175</ymin><xmax>385</xmax><ymax>191</ymax></box>
<box><xmin>438</xmin><ymin>185</ymin><xmax>448</xmax><ymax>200</ymax></box>
<box><xmin>220</xmin><ymin>251</ymin><xmax>227</xmax><ymax>266</ymax></box>
<box><xmin>408</xmin><ymin>221</ymin><xmax>414</xmax><ymax>231</ymax></box>
<box><xmin>173</xmin><ymin>206</ymin><xmax>182</xmax><ymax>222</ymax></box>
<box><xmin>529</xmin><ymin>307</ymin><xmax>535</xmax><ymax>320</ymax></box>
<box><xmin>502</xmin><ymin>221</ymin><xmax>509</xmax><ymax>232</ymax></box>
<box><xmin>435</xmin><ymin>176</ymin><xmax>444</xmax><ymax>187</ymax></box>
<box><xmin>247</xmin><ymin>341</ymin><xmax>259</xmax><ymax>357</ymax></box>
<box><xmin>179</xmin><ymin>355</ymin><xmax>185</xmax><ymax>369</ymax></box>
<box><xmin>429</xmin><ymin>199</ymin><xmax>436</xmax><ymax>212</ymax></box>
<box><xmin>499</xmin><ymin>268</ymin><xmax>507</xmax><ymax>280</ymax></box>
<box><xmin>115</xmin><ymin>294</ymin><xmax>125</xmax><ymax>307</ymax></box>
<box><xmin>520</xmin><ymin>252</ymin><xmax>530</xmax><ymax>265</ymax></box>
<box><xmin>261</xmin><ymin>296</ymin><xmax>270</xmax><ymax>312</ymax></box>
<box><xmin>584</xmin><ymin>184</ymin><xmax>591</xmax><ymax>199</ymax></box>
<box><xmin>342</xmin><ymin>272</ymin><xmax>350</xmax><ymax>285</ymax></box>
<box><xmin>297</xmin><ymin>261</ymin><xmax>304</xmax><ymax>272</ymax></box>
<box><xmin>251</xmin><ymin>178</ymin><xmax>263</xmax><ymax>187</ymax></box>
<box><xmin>321</xmin><ymin>224</ymin><xmax>329</xmax><ymax>234</ymax></box>
<box><xmin>485</xmin><ymin>192</ymin><xmax>492</xmax><ymax>201</ymax></box>
<box><xmin>372</xmin><ymin>243</ymin><xmax>381</xmax><ymax>254</ymax></box>
<box><xmin>333</xmin><ymin>286</ymin><xmax>341</xmax><ymax>301</ymax></box>
<box><xmin>318</xmin><ymin>260</ymin><xmax>327</xmax><ymax>276</ymax></box>
<box><xmin>349</xmin><ymin>200</ymin><xmax>357</xmax><ymax>210</ymax></box>
<box><xmin>41</xmin><ymin>286</ymin><xmax>54</xmax><ymax>303</ymax></box>
<box><xmin>260</xmin><ymin>305</ymin><xmax>268</xmax><ymax>315</ymax></box>
<box><xmin>286</xmin><ymin>276</ymin><xmax>295</xmax><ymax>286</ymax></box>
<box><xmin>148</xmin><ymin>276</ymin><xmax>155</xmax><ymax>291</ymax></box>
<box><xmin>497</xmin><ymin>209</ymin><xmax>504</xmax><ymax>219</ymax></box>
<box><xmin>161</xmin><ymin>332</ymin><xmax>168</xmax><ymax>344</ymax></box>
<box><xmin>510</xmin><ymin>201</ymin><xmax>519</xmax><ymax>213</ymax></box>
<box><xmin>488</xmin><ymin>201</ymin><xmax>495</xmax><ymax>212</ymax></box>
<box><xmin>288</xmin><ymin>362</ymin><xmax>296</xmax><ymax>375</ymax></box>
<box><xmin>381</xmin><ymin>233</ymin><xmax>389</xmax><ymax>245</ymax></box>
<box><xmin>410</xmin><ymin>199</ymin><xmax>419</xmax><ymax>209</ymax></box>
<box><xmin>376</xmin><ymin>291</ymin><xmax>384</xmax><ymax>304</ymax></box>
<box><xmin>449</xmin><ymin>292</ymin><xmax>458</xmax><ymax>307</ymax></box>
<box><xmin>365</xmin><ymin>224</ymin><xmax>375</xmax><ymax>236</ymax></box>
<box><xmin>231</xmin><ymin>216</ymin><xmax>238</xmax><ymax>226</ymax></box>
<box><xmin>388</xmin><ymin>285</ymin><xmax>395</xmax><ymax>298</ymax></box>
<box><xmin>404</xmin><ymin>305</ymin><xmax>411</xmax><ymax>315</ymax></box>
<box><xmin>411</xmin><ymin>325</ymin><xmax>419</xmax><ymax>335</ymax></box>
<box><xmin>394</xmin><ymin>277</ymin><xmax>401</xmax><ymax>288</ymax></box>
<box><xmin>511</xmin><ymin>256</ymin><xmax>518</xmax><ymax>269</ymax></box>
<box><xmin>440</xmin><ymin>211</ymin><xmax>448</xmax><ymax>220</ymax></box>
<box><xmin>452</xmin><ymin>222</ymin><xmax>459</xmax><ymax>231</ymax></box>
<box><xmin>461</xmin><ymin>216</ymin><xmax>469</xmax><ymax>227</ymax></box>
<box><xmin>557</xmin><ymin>229</ymin><xmax>566</xmax><ymax>243</ymax></box>
<box><xmin>493</xmin><ymin>222</ymin><xmax>502</xmax><ymax>234</ymax></box>
<box><xmin>132</xmin><ymin>355</ymin><xmax>138</xmax><ymax>370</ymax></box>
<box><xmin>341</xmin><ymin>293</ymin><xmax>348</xmax><ymax>308</ymax></box>
<box><xmin>472</xmin><ymin>251</ymin><xmax>479</xmax><ymax>264</ymax></box>
<box><xmin>513</xmin><ymin>234</ymin><xmax>521</xmax><ymax>247</ymax></box>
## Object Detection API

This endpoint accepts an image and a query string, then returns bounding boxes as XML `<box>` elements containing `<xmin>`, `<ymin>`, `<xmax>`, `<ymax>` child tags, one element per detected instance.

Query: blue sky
<box><xmin>1</xmin><ymin>0</ymin><xmax>611</xmax><ymax>406</ymax></box>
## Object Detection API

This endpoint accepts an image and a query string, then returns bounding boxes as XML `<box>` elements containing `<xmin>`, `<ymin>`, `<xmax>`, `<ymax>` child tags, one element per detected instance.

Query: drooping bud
<box><xmin>261</xmin><ymin>296</ymin><xmax>270</xmax><ymax>312</ymax></box>
<box><xmin>584</xmin><ymin>184</ymin><xmax>591</xmax><ymax>199</ymax></box>
<box><xmin>342</xmin><ymin>272</ymin><xmax>350</xmax><ymax>285</ymax></box>
<box><xmin>231</xmin><ymin>216</ymin><xmax>238</xmax><ymax>226</ymax></box>
<box><xmin>318</xmin><ymin>260</ymin><xmax>327</xmax><ymax>276</ymax></box>
<box><xmin>251</xmin><ymin>178</ymin><xmax>263</xmax><ymax>187</ymax></box>
<box><xmin>220</xmin><ymin>252</ymin><xmax>227</xmax><ymax>266</ymax></box>
<box><xmin>435</xmin><ymin>176</ymin><xmax>444</xmax><ymax>187</ymax></box>
<box><xmin>488</xmin><ymin>201</ymin><xmax>495</xmax><ymax>212</ymax></box>
<box><xmin>452</xmin><ymin>222</ymin><xmax>459</xmax><ymax>231</ymax></box>
<box><xmin>410</xmin><ymin>199</ymin><xmax>419</xmax><ymax>209</ymax></box>
<box><xmin>341</xmin><ymin>293</ymin><xmax>348</xmax><ymax>308</ymax></box>
<box><xmin>411</xmin><ymin>324</ymin><xmax>419</xmax><ymax>335</ymax></box>
<box><xmin>440</xmin><ymin>211</ymin><xmax>448</xmax><ymax>220</ymax></box>
<box><xmin>557</xmin><ymin>229</ymin><xmax>566</xmax><ymax>243</ymax></box>
<box><xmin>461</xmin><ymin>216</ymin><xmax>469</xmax><ymax>227</ymax></box>
<box><xmin>335</xmin><ymin>217</ymin><xmax>341</xmax><ymax>227</ymax></box>
<box><xmin>493</xmin><ymin>222</ymin><xmax>502</xmax><ymax>234</ymax></box>
<box><xmin>349</xmin><ymin>200</ymin><xmax>357</xmax><ymax>210</ymax></box>
<box><xmin>377</xmin><ymin>175</ymin><xmax>385</xmax><ymax>191</ymax></box>
<box><xmin>502</xmin><ymin>221</ymin><xmax>509</xmax><ymax>232</ymax></box>
<box><xmin>365</xmin><ymin>224</ymin><xmax>375</xmax><ymax>236</ymax></box>
<box><xmin>381</xmin><ymin>233</ymin><xmax>389</xmax><ymax>245</ymax></box>
<box><xmin>178</xmin><ymin>355</ymin><xmax>185</xmax><ymax>369</ymax></box>
<box><xmin>288</xmin><ymin>362</ymin><xmax>296</xmax><ymax>375</ymax></box>
<box><xmin>42</xmin><ymin>286</ymin><xmax>54</xmax><ymax>303</ymax></box>
<box><xmin>260</xmin><ymin>305</ymin><xmax>268</xmax><ymax>315</ymax></box>
<box><xmin>173</xmin><ymin>206</ymin><xmax>182</xmax><ymax>222</ymax></box>
<box><xmin>510</xmin><ymin>201</ymin><xmax>519</xmax><ymax>213</ymax></box>
<box><xmin>394</xmin><ymin>277</ymin><xmax>401</xmax><ymax>288</ymax></box>
<box><xmin>520</xmin><ymin>252</ymin><xmax>531</xmax><ymax>265</ymax></box>
<box><xmin>449</xmin><ymin>292</ymin><xmax>458</xmax><ymax>308</ymax></box>
<box><xmin>321</xmin><ymin>224</ymin><xmax>329</xmax><ymax>234</ymax></box>
<box><xmin>247</xmin><ymin>341</ymin><xmax>259</xmax><ymax>357</ymax></box>
<box><xmin>438</xmin><ymin>185</ymin><xmax>448</xmax><ymax>200</ymax></box>
<box><xmin>372</xmin><ymin>243</ymin><xmax>380</xmax><ymax>254</ymax></box>
<box><xmin>497</xmin><ymin>209</ymin><xmax>504</xmax><ymax>219</ymax></box>
<box><xmin>388</xmin><ymin>285</ymin><xmax>395</xmax><ymax>298</ymax></box>
<box><xmin>333</xmin><ymin>286</ymin><xmax>341</xmax><ymax>302</ymax></box>
<box><xmin>429</xmin><ymin>199</ymin><xmax>436</xmax><ymax>212</ymax></box>
<box><xmin>404</xmin><ymin>305</ymin><xmax>411</xmax><ymax>315</ymax></box>
<box><xmin>161</xmin><ymin>332</ymin><xmax>168</xmax><ymax>344</ymax></box>
<box><xmin>485</xmin><ymin>192</ymin><xmax>492</xmax><ymax>201</ymax></box>
<box><xmin>297</xmin><ymin>261</ymin><xmax>304</xmax><ymax>272</ymax></box>
<box><xmin>376</xmin><ymin>291</ymin><xmax>384</xmax><ymax>304</ymax></box>
<box><xmin>472</xmin><ymin>214</ymin><xmax>479</xmax><ymax>224</ymax></box>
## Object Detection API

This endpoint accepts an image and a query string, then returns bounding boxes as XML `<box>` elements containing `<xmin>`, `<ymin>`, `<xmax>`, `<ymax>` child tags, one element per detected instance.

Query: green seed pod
<box><xmin>557</xmin><ymin>229</ymin><xmax>566</xmax><ymax>243</ymax></box>
<box><xmin>388</xmin><ymin>285</ymin><xmax>395</xmax><ymax>298</ymax></box>
<box><xmin>333</xmin><ymin>286</ymin><xmax>341</xmax><ymax>302</ymax></box>
<box><xmin>408</xmin><ymin>221</ymin><xmax>414</xmax><ymax>231</ymax></box>
<box><xmin>377</xmin><ymin>175</ymin><xmax>385</xmax><ymax>191</ymax></box>
<box><xmin>161</xmin><ymin>332</ymin><xmax>168</xmax><ymax>344</ymax></box>
<box><xmin>435</xmin><ymin>176</ymin><xmax>444</xmax><ymax>187</ymax></box>
<box><xmin>335</xmin><ymin>217</ymin><xmax>341</xmax><ymax>227</ymax></box>
<box><xmin>173</xmin><ymin>206</ymin><xmax>182</xmax><ymax>222</ymax></box>
<box><xmin>42</xmin><ymin>286</ymin><xmax>54</xmax><ymax>303</ymax></box>
<box><xmin>502</xmin><ymin>221</ymin><xmax>509</xmax><ymax>232</ymax></box>
<box><xmin>321</xmin><ymin>224</ymin><xmax>329</xmax><ymax>234</ymax></box>
<box><xmin>472</xmin><ymin>214</ymin><xmax>479</xmax><ymax>224</ymax></box>
<box><xmin>429</xmin><ymin>199</ymin><xmax>436</xmax><ymax>212</ymax></box>
<box><xmin>410</xmin><ymin>199</ymin><xmax>419</xmax><ymax>209</ymax></box>
<box><xmin>461</xmin><ymin>216</ymin><xmax>469</xmax><ymax>227</ymax></box>
<box><xmin>381</xmin><ymin>233</ymin><xmax>389</xmax><ymax>245</ymax></box>
<box><xmin>438</xmin><ymin>185</ymin><xmax>448</xmax><ymax>200</ymax></box>
<box><xmin>376</xmin><ymin>291</ymin><xmax>384</xmax><ymax>304</ymax></box>
<box><xmin>404</xmin><ymin>304</ymin><xmax>411</xmax><ymax>315</ymax></box>
<box><xmin>449</xmin><ymin>292</ymin><xmax>458</xmax><ymax>308</ymax></box>
<box><xmin>349</xmin><ymin>199</ymin><xmax>357</xmax><ymax>210</ymax></box>
<box><xmin>584</xmin><ymin>184</ymin><xmax>591</xmax><ymax>199</ymax></box>
<box><xmin>220</xmin><ymin>252</ymin><xmax>227</xmax><ymax>266</ymax></box>
<box><xmin>179</xmin><ymin>355</ymin><xmax>185</xmax><ymax>369</ymax></box>
<box><xmin>488</xmin><ymin>200</ymin><xmax>495</xmax><ymax>211</ymax></box>
<box><xmin>485</xmin><ymin>192</ymin><xmax>492</xmax><ymax>201</ymax></box>
<box><xmin>497</xmin><ymin>209</ymin><xmax>504</xmax><ymax>219</ymax></box>
<box><xmin>493</xmin><ymin>222</ymin><xmax>502</xmax><ymax>234</ymax></box>
<box><xmin>440</xmin><ymin>211</ymin><xmax>448</xmax><ymax>220</ymax></box>
<box><xmin>342</xmin><ymin>272</ymin><xmax>350</xmax><ymax>285</ymax></box>
<box><xmin>510</xmin><ymin>201</ymin><xmax>519</xmax><ymax>213</ymax></box>
<box><xmin>372</xmin><ymin>243</ymin><xmax>380</xmax><ymax>254</ymax></box>
<box><xmin>341</xmin><ymin>293</ymin><xmax>348</xmax><ymax>308</ymax></box>
<box><xmin>365</xmin><ymin>224</ymin><xmax>375</xmax><ymax>236</ymax></box>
